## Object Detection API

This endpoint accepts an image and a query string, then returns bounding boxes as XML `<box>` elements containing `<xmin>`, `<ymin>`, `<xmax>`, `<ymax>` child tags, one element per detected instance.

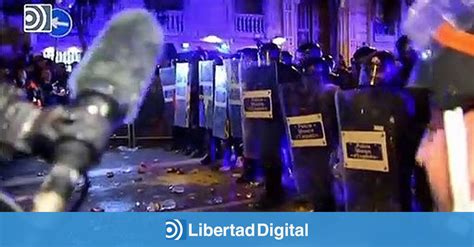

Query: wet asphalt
<box><xmin>0</xmin><ymin>147</ymin><xmax>266</xmax><ymax>212</ymax></box>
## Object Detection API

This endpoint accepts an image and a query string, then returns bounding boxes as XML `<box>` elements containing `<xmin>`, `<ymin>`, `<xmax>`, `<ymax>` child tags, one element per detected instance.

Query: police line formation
<box><xmin>159</xmin><ymin>41</ymin><xmax>437</xmax><ymax>212</ymax></box>
<box><xmin>1</xmin><ymin>2</ymin><xmax>472</xmax><ymax>212</ymax></box>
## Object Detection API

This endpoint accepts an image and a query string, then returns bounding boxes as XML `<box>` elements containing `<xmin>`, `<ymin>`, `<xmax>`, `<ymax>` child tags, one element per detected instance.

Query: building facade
<box><xmin>32</xmin><ymin>0</ymin><xmax>290</xmax><ymax>55</ymax></box>
<box><xmin>0</xmin><ymin>0</ymin><xmax>411</xmax><ymax>63</ymax></box>
<box><xmin>338</xmin><ymin>0</ymin><xmax>411</xmax><ymax>61</ymax></box>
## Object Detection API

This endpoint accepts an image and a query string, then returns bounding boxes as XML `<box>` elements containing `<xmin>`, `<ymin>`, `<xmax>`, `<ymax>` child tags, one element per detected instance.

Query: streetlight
<box><xmin>272</xmin><ymin>36</ymin><xmax>287</xmax><ymax>46</ymax></box>
<box><xmin>181</xmin><ymin>42</ymin><xmax>190</xmax><ymax>49</ymax></box>
<box><xmin>201</xmin><ymin>35</ymin><xmax>224</xmax><ymax>44</ymax></box>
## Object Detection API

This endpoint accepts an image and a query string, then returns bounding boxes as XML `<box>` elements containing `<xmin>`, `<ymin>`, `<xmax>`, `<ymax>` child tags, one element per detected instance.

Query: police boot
<box><xmin>255</xmin><ymin>162</ymin><xmax>285</xmax><ymax>210</ymax></box>
<box><xmin>236</xmin><ymin>157</ymin><xmax>258</xmax><ymax>183</ymax></box>
<box><xmin>167</xmin><ymin>140</ymin><xmax>181</xmax><ymax>152</ymax></box>
<box><xmin>289</xmin><ymin>197</ymin><xmax>314</xmax><ymax>212</ymax></box>
<box><xmin>167</xmin><ymin>127</ymin><xmax>181</xmax><ymax>152</ymax></box>
<box><xmin>312</xmin><ymin>194</ymin><xmax>337</xmax><ymax>212</ymax></box>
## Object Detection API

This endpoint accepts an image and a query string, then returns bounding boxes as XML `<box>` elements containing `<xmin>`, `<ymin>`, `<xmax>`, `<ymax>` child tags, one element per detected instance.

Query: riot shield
<box><xmin>212</xmin><ymin>64</ymin><xmax>228</xmax><ymax>139</ymax></box>
<box><xmin>133</xmin><ymin>72</ymin><xmax>168</xmax><ymax>144</ymax></box>
<box><xmin>241</xmin><ymin>63</ymin><xmax>302</xmax><ymax>203</ymax></box>
<box><xmin>159</xmin><ymin>66</ymin><xmax>176</xmax><ymax>131</ymax></box>
<box><xmin>335</xmin><ymin>87</ymin><xmax>420</xmax><ymax>211</ymax></box>
<box><xmin>227</xmin><ymin>59</ymin><xmax>243</xmax><ymax>138</ymax></box>
<box><xmin>278</xmin><ymin>77</ymin><xmax>339</xmax><ymax>211</ymax></box>
<box><xmin>198</xmin><ymin>60</ymin><xmax>215</xmax><ymax>129</ymax></box>
<box><xmin>240</xmin><ymin>63</ymin><xmax>282</xmax><ymax>161</ymax></box>
<box><xmin>174</xmin><ymin>62</ymin><xmax>190</xmax><ymax>128</ymax></box>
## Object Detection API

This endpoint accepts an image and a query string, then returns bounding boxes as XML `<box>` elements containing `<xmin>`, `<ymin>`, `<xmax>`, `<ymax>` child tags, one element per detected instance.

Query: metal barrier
<box><xmin>131</xmin><ymin>123</ymin><xmax>172</xmax><ymax>148</ymax></box>
<box><xmin>110</xmin><ymin>123</ymin><xmax>172</xmax><ymax>148</ymax></box>
<box><xmin>110</xmin><ymin>124</ymin><xmax>134</xmax><ymax>148</ymax></box>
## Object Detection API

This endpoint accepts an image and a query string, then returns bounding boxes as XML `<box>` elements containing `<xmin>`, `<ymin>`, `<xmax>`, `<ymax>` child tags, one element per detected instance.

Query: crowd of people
<box><xmin>0</xmin><ymin>49</ymin><xmax>73</xmax><ymax>108</ymax></box>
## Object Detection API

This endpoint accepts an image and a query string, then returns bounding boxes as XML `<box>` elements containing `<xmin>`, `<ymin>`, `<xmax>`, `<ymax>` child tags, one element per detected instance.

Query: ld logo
<box><xmin>165</xmin><ymin>219</ymin><xmax>186</xmax><ymax>240</ymax></box>
<box><xmin>24</xmin><ymin>4</ymin><xmax>73</xmax><ymax>38</ymax></box>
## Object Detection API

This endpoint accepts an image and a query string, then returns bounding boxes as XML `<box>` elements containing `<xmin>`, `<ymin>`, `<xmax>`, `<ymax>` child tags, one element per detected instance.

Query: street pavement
<box><xmin>0</xmin><ymin>147</ymin><xmax>268</xmax><ymax>212</ymax></box>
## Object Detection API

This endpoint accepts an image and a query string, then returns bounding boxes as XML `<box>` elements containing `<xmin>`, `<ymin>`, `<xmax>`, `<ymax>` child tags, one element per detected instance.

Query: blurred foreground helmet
<box><xmin>259</xmin><ymin>43</ymin><xmax>281</xmax><ymax>65</ymax></box>
<box><xmin>403</xmin><ymin>0</ymin><xmax>474</xmax><ymax>52</ymax></box>
<box><xmin>405</xmin><ymin>0</ymin><xmax>474</xmax><ymax>109</ymax></box>
<box><xmin>359</xmin><ymin>50</ymin><xmax>400</xmax><ymax>87</ymax></box>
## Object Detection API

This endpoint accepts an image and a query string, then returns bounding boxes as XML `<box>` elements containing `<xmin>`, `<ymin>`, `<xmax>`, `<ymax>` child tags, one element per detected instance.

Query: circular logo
<box><xmin>50</xmin><ymin>8</ymin><xmax>73</xmax><ymax>38</ymax></box>
<box><xmin>165</xmin><ymin>219</ymin><xmax>184</xmax><ymax>240</ymax></box>
<box><xmin>23</xmin><ymin>4</ymin><xmax>52</xmax><ymax>33</ymax></box>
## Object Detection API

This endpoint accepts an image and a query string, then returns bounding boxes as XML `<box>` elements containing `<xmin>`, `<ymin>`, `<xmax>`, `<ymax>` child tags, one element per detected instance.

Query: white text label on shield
<box><xmin>242</xmin><ymin>90</ymin><xmax>273</xmax><ymax>119</ymax></box>
<box><xmin>287</xmin><ymin>114</ymin><xmax>327</xmax><ymax>147</ymax></box>
<box><xmin>341</xmin><ymin>130</ymin><xmax>389</xmax><ymax>172</ymax></box>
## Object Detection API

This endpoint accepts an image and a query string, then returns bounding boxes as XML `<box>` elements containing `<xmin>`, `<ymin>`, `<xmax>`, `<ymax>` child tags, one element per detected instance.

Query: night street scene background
<box><xmin>0</xmin><ymin>0</ymin><xmax>473</xmax><ymax>212</ymax></box>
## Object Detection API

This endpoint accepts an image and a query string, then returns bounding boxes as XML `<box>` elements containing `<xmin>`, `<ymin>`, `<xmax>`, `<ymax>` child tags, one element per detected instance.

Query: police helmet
<box><xmin>359</xmin><ymin>50</ymin><xmax>400</xmax><ymax>87</ymax></box>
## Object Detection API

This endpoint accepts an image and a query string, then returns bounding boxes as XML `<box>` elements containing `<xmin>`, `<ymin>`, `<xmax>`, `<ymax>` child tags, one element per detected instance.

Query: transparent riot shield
<box><xmin>212</xmin><ymin>64</ymin><xmax>228</xmax><ymax>139</ymax></box>
<box><xmin>278</xmin><ymin>77</ymin><xmax>340</xmax><ymax>211</ymax></box>
<box><xmin>159</xmin><ymin>66</ymin><xmax>176</xmax><ymax>131</ymax></box>
<box><xmin>335</xmin><ymin>87</ymin><xmax>420</xmax><ymax>211</ymax></box>
<box><xmin>174</xmin><ymin>62</ymin><xmax>190</xmax><ymax>128</ymax></box>
<box><xmin>226</xmin><ymin>59</ymin><xmax>243</xmax><ymax>139</ymax></box>
<box><xmin>198</xmin><ymin>60</ymin><xmax>215</xmax><ymax>129</ymax></box>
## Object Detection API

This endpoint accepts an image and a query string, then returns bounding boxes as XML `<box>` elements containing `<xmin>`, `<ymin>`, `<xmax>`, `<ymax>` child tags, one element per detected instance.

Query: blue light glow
<box><xmin>420</xmin><ymin>49</ymin><xmax>432</xmax><ymax>60</ymax></box>
<box><xmin>182</xmin><ymin>42</ymin><xmax>190</xmax><ymax>49</ymax></box>
<box><xmin>217</xmin><ymin>43</ymin><xmax>231</xmax><ymax>54</ymax></box>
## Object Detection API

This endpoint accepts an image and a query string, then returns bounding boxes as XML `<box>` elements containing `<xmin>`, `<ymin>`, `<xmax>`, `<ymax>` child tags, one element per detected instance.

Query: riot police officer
<box><xmin>322</xmin><ymin>54</ymin><xmax>347</xmax><ymax>87</ymax></box>
<box><xmin>261</xmin><ymin>43</ymin><xmax>302</xmax><ymax>85</ymax></box>
<box><xmin>288</xmin><ymin>54</ymin><xmax>340</xmax><ymax>211</ymax></box>
<box><xmin>350</xmin><ymin>46</ymin><xmax>376</xmax><ymax>88</ymax></box>
<box><xmin>257</xmin><ymin>43</ymin><xmax>300</xmax><ymax>209</ymax></box>
<box><xmin>295</xmin><ymin>43</ymin><xmax>323</xmax><ymax>67</ymax></box>
<box><xmin>359</xmin><ymin>50</ymin><xmax>401</xmax><ymax>87</ymax></box>
<box><xmin>301</xmin><ymin>57</ymin><xmax>331</xmax><ymax>85</ymax></box>
<box><xmin>395</xmin><ymin>35</ymin><xmax>418</xmax><ymax>86</ymax></box>
<box><xmin>189</xmin><ymin>49</ymin><xmax>208</xmax><ymax>158</ymax></box>
<box><xmin>236</xmin><ymin>48</ymin><xmax>261</xmax><ymax>183</ymax></box>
